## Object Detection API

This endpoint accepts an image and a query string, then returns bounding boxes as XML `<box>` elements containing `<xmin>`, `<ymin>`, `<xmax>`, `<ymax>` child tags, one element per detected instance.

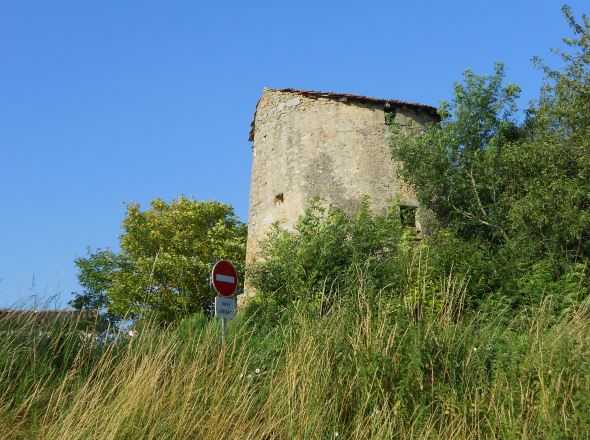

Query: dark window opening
<box><xmin>400</xmin><ymin>205</ymin><xmax>417</xmax><ymax>228</ymax></box>
<box><xmin>274</xmin><ymin>193</ymin><xmax>284</xmax><ymax>205</ymax></box>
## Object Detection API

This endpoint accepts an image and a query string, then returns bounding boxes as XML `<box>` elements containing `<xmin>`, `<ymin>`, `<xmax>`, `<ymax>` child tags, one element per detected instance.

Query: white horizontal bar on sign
<box><xmin>216</xmin><ymin>274</ymin><xmax>235</xmax><ymax>283</ymax></box>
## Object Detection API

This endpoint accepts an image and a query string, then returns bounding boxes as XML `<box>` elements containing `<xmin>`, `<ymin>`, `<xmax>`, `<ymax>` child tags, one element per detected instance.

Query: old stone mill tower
<box><xmin>245</xmin><ymin>88</ymin><xmax>438</xmax><ymax>294</ymax></box>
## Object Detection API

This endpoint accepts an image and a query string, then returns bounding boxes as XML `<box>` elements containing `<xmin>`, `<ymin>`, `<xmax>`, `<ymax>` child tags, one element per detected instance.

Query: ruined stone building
<box><xmin>245</xmin><ymin>88</ymin><xmax>438</xmax><ymax>275</ymax></box>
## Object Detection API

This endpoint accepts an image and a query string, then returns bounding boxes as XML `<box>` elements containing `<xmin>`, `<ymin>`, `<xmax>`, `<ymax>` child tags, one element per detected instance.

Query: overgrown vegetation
<box><xmin>3</xmin><ymin>5</ymin><xmax>590</xmax><ymax>439</ymax></box>
<box><xmin>388</xmin><ymin>5</ymin><xmax>590</xmax><ymax>310</ymax></box>
<box><xmin>249</xmin><ymin>5</ymin><xmax>590</xmax><ymax>317</ymax></box>
<box><xmin>247</xmin><ymin>199</ymin><xmax>487</xmax><ymax>320</ymax></box>
<box><xmin>70</xmin><ymin>197</ymin><xmax>247</xmax><ymax>326</ymax></box>
<box><xmin>2</xmin><ymin>285</ymin><xmax>590</xmax><ymax>439</ymax></box>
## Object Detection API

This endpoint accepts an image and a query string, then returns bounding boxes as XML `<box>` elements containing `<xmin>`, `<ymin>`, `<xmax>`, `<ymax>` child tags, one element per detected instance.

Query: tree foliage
<box><xmin>389</xmin><ymin>7</ymin><xmax>590</xmax><ymax>305</ymax></box>
<box><xmin>247</xmin><ymin>198</ymin><xmax>491</xmax><ymax>317</ymax></box>
<box><xmin>248</xmin><ymin>199</ymin><xmax>402</xmax><ymax>309</ymax></box>
<box><xmin>69</xmin><ymin>248</ymin><xmax>127</xmax><ymax>329</ymax></box>
<box><xmin>70</xmin><ymin>197</ymin><xmax>247</xmax><ymax>325</ymax></box>
<box><xmin>389</xmin><ymin>62</ymin><xmax>522</xmax><ymax>245</ymax></box>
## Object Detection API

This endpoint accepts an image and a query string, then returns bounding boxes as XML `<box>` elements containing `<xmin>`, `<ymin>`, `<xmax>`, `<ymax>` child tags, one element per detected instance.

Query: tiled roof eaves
<box><xmin>249</xmin><ymin>88</ymin><xmax>439</xmax><ymax>141</ymax></box>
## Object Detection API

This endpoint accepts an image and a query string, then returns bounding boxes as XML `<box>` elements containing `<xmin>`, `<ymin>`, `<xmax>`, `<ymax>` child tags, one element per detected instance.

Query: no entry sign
<box><xmin>211</xmin><ymin>260</ymin><xmax>238</xmax><ymax>297</ymax></box>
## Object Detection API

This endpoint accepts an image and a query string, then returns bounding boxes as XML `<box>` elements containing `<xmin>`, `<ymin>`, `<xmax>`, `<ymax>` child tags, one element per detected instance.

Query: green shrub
<box><xmin>247</xmin><ymin>198</ymin><xmax>498</xmax><ymax>320</ymax></box>
<box><xmin>248</xmin><ymin>199</ymin><xmax>396</xmax><ymax>308</ymax></box>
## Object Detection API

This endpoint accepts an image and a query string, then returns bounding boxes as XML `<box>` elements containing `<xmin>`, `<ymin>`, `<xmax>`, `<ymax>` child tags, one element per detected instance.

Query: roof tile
<box><xmin>249</xmin><ymin>88</ymin><xmax>438</xmax><ymax>141</ymax></box>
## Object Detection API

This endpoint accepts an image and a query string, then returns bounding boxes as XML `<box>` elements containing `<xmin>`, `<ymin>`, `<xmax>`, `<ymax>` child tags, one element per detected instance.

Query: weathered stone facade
<box><xmin>244</xmin><ymin>88</ymin><xmax>438</xmax><ymax>296</ymax></box>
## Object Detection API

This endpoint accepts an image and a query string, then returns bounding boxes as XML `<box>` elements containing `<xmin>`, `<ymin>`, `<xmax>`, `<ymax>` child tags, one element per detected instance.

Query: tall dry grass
<box><xmin>1</xmin><ymin>280</ymin><xmax>589</xmax><ymax>439</ymax></box>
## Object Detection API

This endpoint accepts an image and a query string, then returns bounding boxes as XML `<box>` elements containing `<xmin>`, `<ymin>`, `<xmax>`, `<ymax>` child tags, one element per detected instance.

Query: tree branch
<box><xmin>451</xmin><ymin>204</ymin><xmax>509</xmax><ymax>241</ymax></box>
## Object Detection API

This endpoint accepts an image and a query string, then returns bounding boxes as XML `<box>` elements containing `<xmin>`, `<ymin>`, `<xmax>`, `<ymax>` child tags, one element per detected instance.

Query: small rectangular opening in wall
<box><xmin>400</xmin><ymin>205</ymin><xmax>417</xmax><ymax>228</ymax></box>
<box><xmin>274</xmin><ymin>193</ymin><xmax>284</xmax><ymax>205</ymax></box>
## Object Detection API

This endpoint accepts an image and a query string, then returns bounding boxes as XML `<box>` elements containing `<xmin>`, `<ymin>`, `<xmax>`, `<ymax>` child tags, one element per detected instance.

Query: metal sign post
<box><xmin>211</xmin><ymin>260</ymin><xmax>238</xmax><ymax>344</ymax></box>
<box><xmin>221</xmin><ymin>317</ymin><xmax>226</xmax><ymax>344</ymax></box>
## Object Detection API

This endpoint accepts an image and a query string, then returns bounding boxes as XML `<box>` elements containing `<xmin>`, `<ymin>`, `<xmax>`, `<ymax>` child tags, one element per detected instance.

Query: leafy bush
<box><xmin>248</xmin><ymin>197</ymin><xmax>496</xmax><ymax>319</ymax></box>
<box><xmin>389</xmin><ymin>7</ymin><xmax>590</xmax><ymax>306</ymax></box>
<box><xmin>249</xmin><ymin>199</ymin><xmax>395</xmax><ymax>308</ymax></box>
<box><xmin>71</xmin><ymin>197</ymin><xmax>247</xmax><ymax>325</ymax></box>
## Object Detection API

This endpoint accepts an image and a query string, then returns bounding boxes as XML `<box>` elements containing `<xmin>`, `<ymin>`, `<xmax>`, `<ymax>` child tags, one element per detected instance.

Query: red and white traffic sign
<box><xmin>211</xmin><ymin>260</ymin><xmax>238</xmax><ymax>297</ymax></box>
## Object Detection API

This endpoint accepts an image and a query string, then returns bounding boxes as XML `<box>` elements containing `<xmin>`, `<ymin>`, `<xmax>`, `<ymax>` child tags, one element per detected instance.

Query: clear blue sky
<box><xmin>0</xmin><ymin>1</ymin><xmax>586</xmax><ymax>307</ymax></box>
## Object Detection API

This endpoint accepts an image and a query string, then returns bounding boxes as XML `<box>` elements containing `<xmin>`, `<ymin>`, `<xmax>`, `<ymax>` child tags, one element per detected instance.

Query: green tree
<box><xmin>389</xmin><ymin>62</ymin><xmax>522</xmax><ymax>245</ymax></box>
<box><xmin>511</xmin><ymin>5</ymin><xmax>590</xmax><ymax>266</ymax></box>
<box><xmin>69</xmin><ymin>248</ymin><xmax>128</xmax><ymax>330</ymax></box>
<box><xmin>390</xmin><ymin>6</ymin><xmax>590</xmax><ymax>304</ymax></box>
<box><xmin>71</xmin><ymin>197</ymin><xmax>247</xmax><ymax>325</ymax></box>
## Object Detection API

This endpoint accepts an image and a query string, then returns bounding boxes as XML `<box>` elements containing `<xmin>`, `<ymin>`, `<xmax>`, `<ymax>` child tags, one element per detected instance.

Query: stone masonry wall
<box><xmin>244</xmin><ymin>89</ymin><xmax>436</xmax><ymax>297</ymax></box>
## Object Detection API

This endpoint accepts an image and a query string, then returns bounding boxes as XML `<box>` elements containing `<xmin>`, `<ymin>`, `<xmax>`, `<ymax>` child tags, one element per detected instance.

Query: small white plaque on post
<box><xmin>215</xmin><ymin>296</ymin><xmax>237</xmax><ymax>320</ymax></box>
